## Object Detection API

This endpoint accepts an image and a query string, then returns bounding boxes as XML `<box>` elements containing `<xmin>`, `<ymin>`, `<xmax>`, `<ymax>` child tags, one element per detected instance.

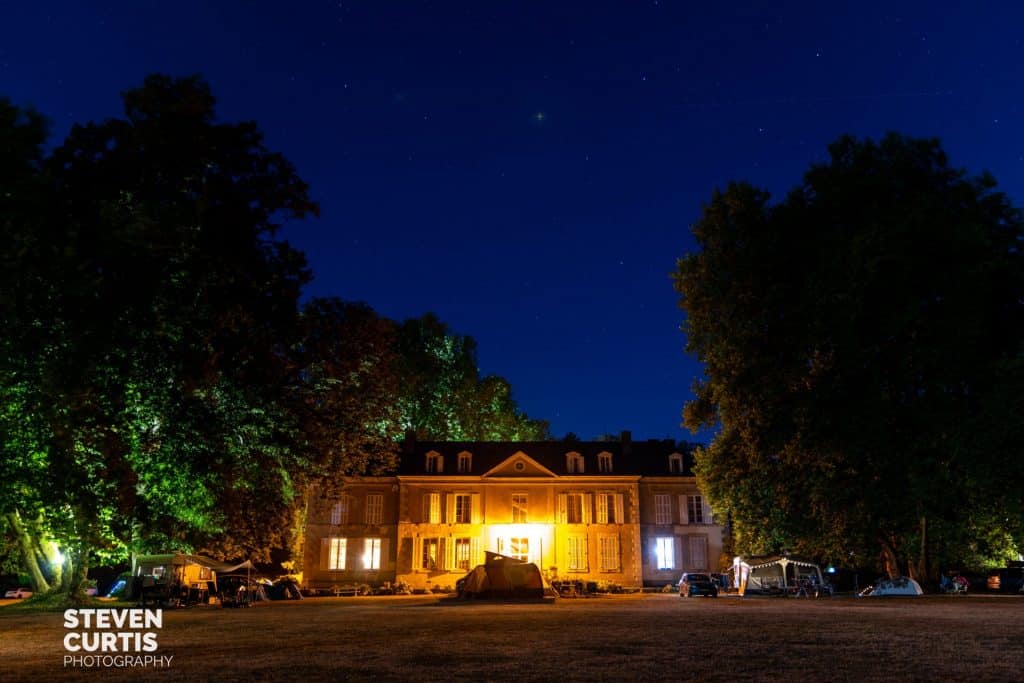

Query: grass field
<box><xmin>1</xmin><ymin>593</ymin><xmax>1021</xmax><ymax>681</ymax></box>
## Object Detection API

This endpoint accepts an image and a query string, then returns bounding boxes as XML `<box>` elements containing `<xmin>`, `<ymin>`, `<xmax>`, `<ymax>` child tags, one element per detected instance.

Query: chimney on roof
<box><xmin>621</xmin><ymin>430</ymin><xmax>632</xmax><ymax>456</ymax></box>
<box><xmin>401</xmin><ymin>429</ymin><xmax>416</xmax><ymax>454</ymax></box>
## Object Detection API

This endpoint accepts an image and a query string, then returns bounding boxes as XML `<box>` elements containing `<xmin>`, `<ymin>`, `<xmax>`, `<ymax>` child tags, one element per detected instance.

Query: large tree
<box><xmin>675</xmin><ymin>134</ymin><xmax>1024</xmax><ymax>579</ymax></box>
<box><xmin>1</xmin><ymin>75</ymin><xmax>326</xmax><ymax>597</ymax></box>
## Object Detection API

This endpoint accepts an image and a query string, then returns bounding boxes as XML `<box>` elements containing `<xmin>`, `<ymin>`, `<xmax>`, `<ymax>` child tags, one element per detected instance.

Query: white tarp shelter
<box><xmin>733</xmin><ymin>555</ymin><xmax>826</xmax><ymax>595</ymax></box>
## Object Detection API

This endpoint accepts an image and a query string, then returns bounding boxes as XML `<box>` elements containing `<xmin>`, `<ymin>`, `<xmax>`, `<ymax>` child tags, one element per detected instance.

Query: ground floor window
<box><xmin>363</xmin><ymin>538</ymin><xmax>381</xmax><ymax>570</ymax></box>
<box><xmin>509</xmin><ymin>537</ymin><xmax>530</xmax><ymax>563</ymax></box>
<box><xmin>655</xmin><ymin>537</ymin><xmax>675</xmax><ymax>570</ymax></box>
<box><xmin>599</xmin><ymin>536</ymin><xmax>620</xmax><ymax>571</ymax></box>
<box><xmin>567</xmin><ymin>536</ymin><xmax>588</xmax><ymax>571</ymax></box>
<box><xmin>455</xmin><ymin>538</ymin><xmax>472</xmax><ymax>570</ymax></box>
<box><xmin>687</xmin><ymin>535</ymin><xmax>708</xmax><ymax>571</ymax></box>
<box><xmin>328</xmin><ymin>538</ymin><xmax>347</xmax><ymax>570</ymax></box>
<box><xmin>422</xmin><ymin>537</ymin><xmax>440</xmax><ymax>570</ymax></box>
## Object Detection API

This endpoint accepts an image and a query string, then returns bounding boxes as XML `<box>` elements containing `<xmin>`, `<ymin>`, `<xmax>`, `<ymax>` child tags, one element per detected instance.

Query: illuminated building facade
<box><xmin>303</xmin><ymin>432</ymin><xmax>724</xmax><ymax>591</ymax></box>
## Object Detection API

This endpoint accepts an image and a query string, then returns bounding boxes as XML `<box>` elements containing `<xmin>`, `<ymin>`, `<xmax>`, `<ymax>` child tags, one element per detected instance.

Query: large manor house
<box><xmin>303</xmin><ymin>432</ymin><xmax>725</xmax><ymax>591</ymax></box>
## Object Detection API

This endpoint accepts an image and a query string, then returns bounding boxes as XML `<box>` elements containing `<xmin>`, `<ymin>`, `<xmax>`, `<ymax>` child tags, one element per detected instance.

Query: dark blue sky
<box><xmin>3</xmin><ymin>2</ymin><xmax>1022</xmax><ymax>440</ymax></box>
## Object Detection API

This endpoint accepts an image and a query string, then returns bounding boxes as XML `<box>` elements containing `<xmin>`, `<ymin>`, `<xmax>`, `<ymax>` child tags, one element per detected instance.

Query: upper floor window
<box><xmin>668</xmin><ymin>453</ymin><xmax>684</xmax><ymax>474</ymax></box>
<box><xmin>566</xmin><ymin>493</ymin><xmax>585</xmax><ymax>524</ymax></box>
<box><xmin>597</xmin><ymin>451</ymin><xmax>613</xmax><ymax>473</ymax></box>
<box><xmin>330</xmin><ymin>496</ymin><xmax>349</xmax><ymax>525</ymax></box>
<box><xmin>566</xmin><ymin>452</ymin><xmax>584</xmax><ymax>474</ymax></box>
<box><xmin>512</xmin><ymin>494</ymin><xmax>528</xmax><ymax>523</ymax></box>
<box><xmin>365</xmin><ymin>494</ymin><xmax>383</xmax><ymax>525</ymax></box>
<box><xmin>422</xmin><ymin>492</ymin><xmax>441</xmax><ymax>524</ymax></box>
<box><xmin>654</xmin><ymin>494</ymin><xmax>672</xmax><ymax>525</ymax></box>
<box><xmin>426</xmin><ymin>451</ymin><xmax>443</xmax><ymax>473</ymax></box>
<box><xmin>457</xmin><ymin>451</ymin><xmax>472</xmax><ymax>473</ymax></box>
<box><xmin>687</xmin><ymin>495</ymin><xmax>706</xmax><ymax>524</ymax></box>
<box><xmin>596</xmin><ymin>493</ymin><xmax>623</xmax><ymax>524</ymax></box>
<box><xmin>454</xmin><ymin>493</ymin><xmax>472</xmax><ymax>524</ymax></box>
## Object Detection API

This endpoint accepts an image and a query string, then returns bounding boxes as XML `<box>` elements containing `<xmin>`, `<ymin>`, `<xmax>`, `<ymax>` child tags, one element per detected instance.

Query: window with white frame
<box><xmin>596</xmin><ymin>493</ymin><xmax>623</xmax><ymax>524</ymax></box>
<box><xmin>422</xmin><ymin>492</ymin><xmax>441</xmax><ymax>523</ymax></box>
<box><xmin>454</xmin><ymin>494</ymin><xmax>472</xmax><ymax>523</ymax></box>
<box><xmin>421</xmin><ymin>537</ymin><xmax>440</xmax><ymax>570</ymax></box>
<box><xmin>654</xmin><ymin>494</ymin><xmax>672</xmax><ymax>525</ymax></box>
<box><xmin>566</xmin><ymin>452</ymin><xmax>584</xmax><ymax>473</ymax></box>
<box><xmin>365</xmin><ymin>494</ymin><xmax>383</xmax><ymax>525</ymax></box>
<box><xmin>688</xmin><ymin>495</ymin><xmax>705</xmax><ymax>524</ymax></box>
<box><xmin>669</xmin><ymin>453</ymin><xmax>684</xmax><ymax>474</ymax></box>
<box><xmin>426</xmin><ymin>451</ymin><xmax>443</xmax><ymax>473</ymax></box>
<box><xmin>655</xmin><ymin>537</ymin><xmax>675</xmax><ymax>570</ymax></box>
<box><xmin>328</xmin><ymin>538</ymin><xmax>347</xmax><ymax>570</ymax></box>
<box><xmin>687</xmin><ymin>535</ymin><xmax>708</xmax><ymax>570</ymax></box>
<box><xmin>566</xmin><ymin>493</ymin><xmax>585</xmax><ymax>524</ymax></box>
<box><xmin>363</xmin><ymin>538</ymin><xmax>381</xmax><ymax>570</ymax></box>
<box><xmin>599</xmin><ymin>536</ymin><xmax>620</xmax><ymax>571</ymax></box>
<box><xmin>457</xmin><ymin>451</ymin><xmax>472</xmax><ymax>473</ymax></box>
<box><xmin>512</xmin><ymin>494</ymin><xmax>528</xmax><ymax>523</ymax></box>
<box><xmin>567</xmin><ymin>536</ymin><xmax>588</xmax><ymax>571</ymax></box>
<box><xmin>597</xmin><ymin>451</ymin><xmax>613</xmax><ymax>473</ymax></box>
<box><xmin>509</xmin><ymin>537</ymin><xmax>530</xmax><ymax>563</ymax></box>
<box><xmin>455</xmin><ymin>538</ymin><xmax>472</xmax><ymax>570</ymax></box>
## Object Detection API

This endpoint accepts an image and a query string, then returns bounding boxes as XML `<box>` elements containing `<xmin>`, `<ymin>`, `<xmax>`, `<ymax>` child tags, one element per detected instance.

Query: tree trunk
<box><xmin>5</xmin><ymin>511</ymin><xmax>51</xmax><ymax>593</ymax></box>
<box><xmin>913</xmin><ymin>516</ymin><xmax>928</xmax><ymax>583</ymax></box>
<box><xmin>879</xmin><ymin>535</ymin><xmax>901</xmax><ymax>579</ymax></box>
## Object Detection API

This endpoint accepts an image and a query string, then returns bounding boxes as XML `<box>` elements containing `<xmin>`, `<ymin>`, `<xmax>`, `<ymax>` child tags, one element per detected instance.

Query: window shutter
<box><xmin>320</xmin><ymin>537</ymin><xmax>330</xmax><ymax>571</ymax></box>
<box><xmin>422</xmin><ymin>495</ymin><xmax>431</xmax><ymax>523</ymax></box>
<box><xmin>596</xmin><ymin>494</ymin><xmax>608</xmax><ymax>524</ymax></box>
<box><xmin>470</xmin><ymin>537</ymin><xmax>481</xmax><ymax>566</ymax></box>
<box><xmin>557</xmin><ymin>494</ymin><xmax>567</xmax><ymax>524</ymax></box>
<box><xmin>438</xmin><ymin>456</ymin><xmax>444</xmax><ymax>473</ymax></box>
<box><xmin>414</xmin><ymin>537</ymin><xmax>422</xmax><ymax>570</ymax></box>
<box><xmin>380</xmin><ymin>538</ymin><xmax>390</xmax><ymax>570</ymax></box>
<box><xmin>614</xmin><ymin>494</ymin><xmax>625</xmax><ymax>524</ymax></box>
<box><xmin>702</xmin><ymin>498</ymin><xmax>713</xmax><ymax>525</ymax></box>
<box><xmin>444</xmin><ymin>538</ymin><xmax>456</xmax><ymax>570</ymax></box>
<box><xmin>679</xmin><ymin>495</ymin><xmax>689</xmax><ymax>525</ymax></box>
<box><xmin>446</xmin><ymin>494</ymin><xmax>455</xmax><ymax>523</ymax></box>
<box><xmin>471</xmin><ymin>493</ymin><xmax>481</xmax><ymax>524</ymax></box>
<box><xmin>582</xmin><ymin>493</ymin><xmax>593</xmax><ymax>524</ymax></box>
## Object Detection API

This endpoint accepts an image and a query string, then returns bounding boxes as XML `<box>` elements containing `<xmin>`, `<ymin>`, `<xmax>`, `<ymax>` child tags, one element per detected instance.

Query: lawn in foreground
<box><xmin>1</xmin><ymin>594</ymin><xmax>1021</xmax><ymax>681</ymax></box>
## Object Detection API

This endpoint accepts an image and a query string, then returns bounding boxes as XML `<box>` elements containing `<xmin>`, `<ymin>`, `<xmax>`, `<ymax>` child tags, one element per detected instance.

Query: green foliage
<box><xmin>675</xmin><ymin>134</ymin><xmax>1024</xmax><ymax>575</ymax></box>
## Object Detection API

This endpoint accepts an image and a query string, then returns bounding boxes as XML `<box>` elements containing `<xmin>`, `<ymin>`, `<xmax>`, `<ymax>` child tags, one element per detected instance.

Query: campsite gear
<box><xmin>732</xmin><ymin>556</ymin><xmax>831</xmax><ymax>597</ymax></box>
<box><xmin>858</xmin><ymin>576</ymin><xmax>924</xmax><ymax>596</ymax></box>
<box><xmin>456</xmin><ymin>551</ymin><xmax>548</xmax><ymax>599</ymax></box>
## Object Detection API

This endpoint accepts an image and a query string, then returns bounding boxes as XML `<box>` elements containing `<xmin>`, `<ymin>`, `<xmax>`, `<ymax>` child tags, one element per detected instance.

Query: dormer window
<box><xmin>566</xmin><ymin>452</ymin><xmax>584</xmax><ymax>474</ymax></box>
<box><xmin>597</xmin><ymin>451</ymin><xmax>613</xmax><ymax>473</ymax></box>
<box><xmin>457</xmin><ymin>451</ymin><xmax>472</xmax><ymax>473</ymax></box>
<box><xmin>426</xmin><ymin>451</ymin><xmax>443</xmax><ymax>473</ymax></box>
<box><xmin>668</xmin><ymin>453</ymin><xmax>684</xmax><ymax>474</ymax></box>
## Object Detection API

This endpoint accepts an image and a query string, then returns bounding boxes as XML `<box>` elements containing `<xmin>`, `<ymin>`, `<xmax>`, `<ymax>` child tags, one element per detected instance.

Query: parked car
<box><xmin>4</xmin><ymin>587</ymin><xmax>33</xmax><ymax>599</ymax></box>
<box><xmin>679</xmin><ymin>573</ymin><xmax>718</xmax><ymax>598</ymax></box>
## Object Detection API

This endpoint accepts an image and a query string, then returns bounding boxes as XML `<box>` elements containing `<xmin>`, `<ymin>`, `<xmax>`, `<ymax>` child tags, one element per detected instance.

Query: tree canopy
<box><xmin>675</xmin><ymin>134</ymin><xmax>1024</xmax><ymax>579</ymax></box>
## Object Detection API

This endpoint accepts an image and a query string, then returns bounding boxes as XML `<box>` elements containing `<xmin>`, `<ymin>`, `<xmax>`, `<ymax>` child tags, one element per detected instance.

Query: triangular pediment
<box><xmin>481</xmin><ymin>451</ymin><xmax>557</xmax><ymax>478</ymax></box>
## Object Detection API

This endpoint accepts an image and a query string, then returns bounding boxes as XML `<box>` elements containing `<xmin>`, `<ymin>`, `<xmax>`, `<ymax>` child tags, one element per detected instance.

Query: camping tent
<box><xmin>132</xmin><ymin>553</ymin><xmax>255</xmax><ymax>605</ymax></box>
<box><xmin>860</xmin><ymin>576</ymin><xmax>923</xmax><ymax>596</ymax></box>
<box><xmin>457</xmin><ymin>552</ymin><xmax>548</xmax><ymax>599</ymax></box>
<box><xmin>733</xmin><ymin>555</ymin><xmax>828</xmax><ymax>596</ymax></box>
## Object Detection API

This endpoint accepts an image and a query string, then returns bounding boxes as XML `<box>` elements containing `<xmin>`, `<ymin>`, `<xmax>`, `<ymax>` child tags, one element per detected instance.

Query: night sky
<box><xmin>3</xmin><ymin>2</ymin><xmax>1023</xmax><ymax>441</ymax></box>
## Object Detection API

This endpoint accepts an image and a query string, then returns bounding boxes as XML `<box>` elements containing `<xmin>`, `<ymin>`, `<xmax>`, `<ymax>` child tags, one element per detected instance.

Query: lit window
<box><xmin>457</xmin><ymin>451</ymin><xmax>472</xmax><ymax>473</ymax></box>
<box><xmin>422</xmin><ymin>492</ymin><xmax>441</xmax><ymax>523</ymax></box>
<box><xmin>328</xmin><ymin>538</ymin><xmax>347</xmax><ymax>570</ymax></box>
<box><xmin>599</xmin><ymin>536</ymin><xmax>620</xmax><ymax>571</ymax></box>
<box><xmin>688</xmin><ymin>495</ymin><xmax>705</xmax><ymax>524</ymax></box>
<box><xmin>654</xmin><ymin>494</ymin><xmax>672</xmax><ymax>525</ymax></box>
<box><xmin>509</xmin><ymin>537</ymin><xmax>530</xmax><ymax>563</ymax></box>
<box><xmin>669</xmin><ymin>453</ymin><xmax>683</xmax><ymax>474</ymax></box>
<box><xmin>426</xmin><ymin>451</ymin><xmax>443</xmax><ymax>473</ymax></box>
<box><xmin>512</xmin><ymin>494</ymin><xmax>528</xmax><ymax>523</ymax></box>
<box><xmin>567</xmin><ymin>536</ymin><xmax>588</xmax><ymax>571</ymax></box>
<box><xmin>455</xmin><ymin>538</ymin><xmax>472</xmax><ymax>570</ymax></box>
<box><xmin>454</xmin><ymin>494</ymin><xmax>472</xmax><ymax>524</ymax></box>
<box><xmin>566</xmin><ymin>452</ymin><xmax>584</xmax><ymax>473</ymax></box>
<box><xmin>597</xmin><ymin>452</ymin><xmax>613</xmax><ymax>473</ymax></box>
<box><xmin>421</xmin><ymin>538</ymin><xmax>440</xmax><ymax>570</ymax></box>
<box><xmin>363</xmin><ymin>538</ymin><xmax>381</xmax><ymax>570</ymax></box>
<box><xmin>365</xmin><ymin>494</ymin><xmax>383</xmax><ymax>525</ymax></box>
<box><xmin>655</xmin><ymin>537</ymin><xmax>674</xmax><ymax>570</ymax></box>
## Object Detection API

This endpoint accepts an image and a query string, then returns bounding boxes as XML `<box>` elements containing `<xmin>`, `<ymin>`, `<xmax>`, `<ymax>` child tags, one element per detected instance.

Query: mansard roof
<box><xmin>397</xmin><ymin>434</ymin><xmax>698</xmax><ymax>477</ymax></box>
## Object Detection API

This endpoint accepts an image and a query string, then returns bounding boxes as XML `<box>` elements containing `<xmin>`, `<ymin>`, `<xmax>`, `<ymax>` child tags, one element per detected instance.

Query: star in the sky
<box><xmin>534</xmin><ymin>112</ymin><xmax>545</xmax><ymax>122</ymax></box>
